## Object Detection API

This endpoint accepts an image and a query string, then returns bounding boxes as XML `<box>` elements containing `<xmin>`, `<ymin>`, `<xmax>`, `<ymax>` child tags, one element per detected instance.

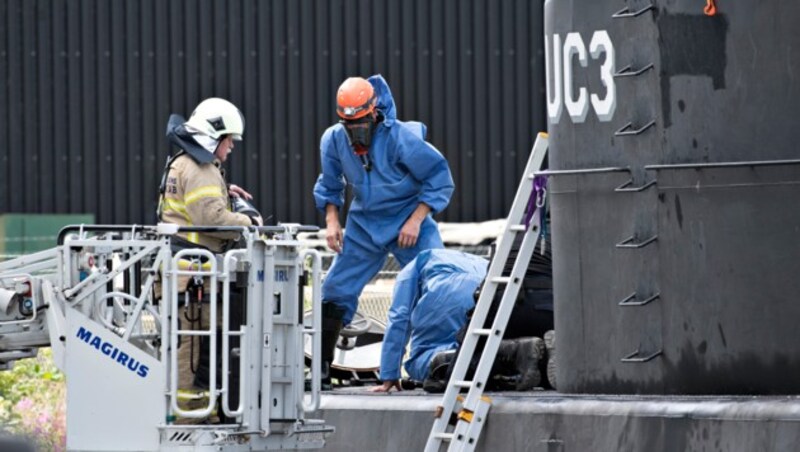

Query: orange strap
<box><xmin>704</xmin><ymin>0</ymin><xmax>717</xmax><ymax>16</ymax></box>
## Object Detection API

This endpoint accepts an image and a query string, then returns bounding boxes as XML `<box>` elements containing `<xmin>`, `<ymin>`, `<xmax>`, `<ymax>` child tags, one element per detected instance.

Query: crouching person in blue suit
<box><xmin>372</xmin><ymin>248</ymin><xmax>548</xmax><ymax>393</ymax></box>
<box><xmin>371</xmin><ymin>249</ymin><xmax>487</xmax><ymax>392</ymax></box>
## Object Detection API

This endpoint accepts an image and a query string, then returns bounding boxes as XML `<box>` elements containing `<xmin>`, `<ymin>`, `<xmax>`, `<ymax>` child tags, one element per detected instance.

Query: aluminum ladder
<box><xmin>424</xmin><ymin>132</ymin><xmax>549</xmax><ymax>452</ymax></box>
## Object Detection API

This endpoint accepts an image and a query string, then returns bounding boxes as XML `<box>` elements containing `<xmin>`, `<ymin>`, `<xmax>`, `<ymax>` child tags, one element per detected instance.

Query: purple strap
<box><xmin>523</xmin><ymin>175</ymin><xmax>547</xmax><ymax>230</ymax></box>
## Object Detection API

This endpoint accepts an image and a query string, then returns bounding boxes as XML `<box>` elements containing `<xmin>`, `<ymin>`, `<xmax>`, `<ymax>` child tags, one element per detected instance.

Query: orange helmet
<box><xmin>336</xmin><ymin>77</ymin><xmax>377</xmax><ymax>120</ymax></box>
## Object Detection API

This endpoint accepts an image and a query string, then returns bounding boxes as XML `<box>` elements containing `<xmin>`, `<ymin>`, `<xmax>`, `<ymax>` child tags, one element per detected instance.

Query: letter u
<box><xmin>127</xmin><ymin>358</ymin><xmax>140</xmax><ymax>372</ymax></box>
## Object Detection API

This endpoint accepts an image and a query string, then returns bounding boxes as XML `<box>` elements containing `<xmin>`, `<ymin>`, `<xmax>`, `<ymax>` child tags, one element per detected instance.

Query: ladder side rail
<box><xmin>425</xmin><ymin>259</ymin><xmax>510</xmax><ymax>450</ymax></box>
<box><xmin>168</xmin><ymin>248</ymin><xmax>218</xmax><ymax>418</ymax></box>
<box><xmin>452</xmin><ymin>396</ymin><xmax>493</xmax><ymax>452</ymax></box>
<box><xmin>457</xmin><ymin>132</ymin><xmax>549</xmax><ymax>359</ymax></box>
<box><xmin>221</xmin><ymin>249</ymin><xmax>248</xmax><ymax>418</ymax></box>
<box><xmin>451</xmin><ymin>210</ymin><xmax>544</xmax><ymax>451</ymax></box>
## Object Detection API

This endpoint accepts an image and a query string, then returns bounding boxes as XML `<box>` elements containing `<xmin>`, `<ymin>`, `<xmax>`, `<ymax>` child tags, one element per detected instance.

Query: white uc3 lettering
<box><xmin>546</xmin><ymin>30</ymin><xmax>616</xmax><ymax>123</ymax></box>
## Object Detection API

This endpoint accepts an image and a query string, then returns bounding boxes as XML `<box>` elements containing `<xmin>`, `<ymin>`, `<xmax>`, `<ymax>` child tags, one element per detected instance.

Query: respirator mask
<box><xmin>341</xmin><ymin>114</ymin><xmax>376</xmax><ymax>151</ymax></box>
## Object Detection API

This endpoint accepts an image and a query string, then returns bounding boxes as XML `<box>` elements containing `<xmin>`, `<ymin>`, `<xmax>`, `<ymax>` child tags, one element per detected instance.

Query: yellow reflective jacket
<box><xmin>159</xmin><ymin>153</ymin><xmax>252</xmax><ymax>253</ymax></box>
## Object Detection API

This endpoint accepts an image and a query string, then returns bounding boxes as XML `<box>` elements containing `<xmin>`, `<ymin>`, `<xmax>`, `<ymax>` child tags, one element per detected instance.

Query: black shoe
<box><xmin>422</xmin><ymin>377</ymin><xmax>447</xmax><ymax>393</ymax></box>
<box><xmin>422</xmin><ymin>350</ymin><xmax>455</xmax><ymax>393</ymax></box>
<box><xmin>429</xmin><ymin>350</ymin><xmax>456</xmax><ymax>378</ymax></box>
<box><xmin>496</xmin><ymin>337</ymin><xmax>544</xmax><ymax>391</ymax></box>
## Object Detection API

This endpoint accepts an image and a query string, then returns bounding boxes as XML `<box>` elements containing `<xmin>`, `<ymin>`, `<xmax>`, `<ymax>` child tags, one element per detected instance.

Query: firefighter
<box><xmin>160</xmin><ymin>97</ymin><xmax>261</xmax><ymax>420</ymax></box>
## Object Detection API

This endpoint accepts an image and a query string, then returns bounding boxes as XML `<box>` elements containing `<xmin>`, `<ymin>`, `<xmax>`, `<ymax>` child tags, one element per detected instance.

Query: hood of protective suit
<box><xmin>367</xmin><ymin>74</ymin><xmax>397</xmax><ymax>126</ymax></box>
<box><xmin>165</xmin><ymin>114</ymin><xmax>216</xmax><ymax>164</ymax></box>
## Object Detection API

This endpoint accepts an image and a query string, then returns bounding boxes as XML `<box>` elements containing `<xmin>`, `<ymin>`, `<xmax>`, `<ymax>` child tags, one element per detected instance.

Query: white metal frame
<box><xmin>0</xmin><ymin>224</ymin><xmax>333</xmax><ymax>450</ymax></box>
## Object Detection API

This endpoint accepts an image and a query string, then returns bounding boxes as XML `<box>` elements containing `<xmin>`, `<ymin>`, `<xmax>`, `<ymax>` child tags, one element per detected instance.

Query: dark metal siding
<box><xmin>546</xmin><ymin>1</ymin><xmax>800</xmax><ymax>394</ymax></box>
<box><xmin>1</xmin><ymin>0</ymin><xmax>545</xmax><ymax>225</ymax></box>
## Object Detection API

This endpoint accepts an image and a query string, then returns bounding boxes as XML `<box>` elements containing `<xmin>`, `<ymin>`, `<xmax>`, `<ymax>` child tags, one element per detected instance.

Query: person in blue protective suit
<box><xmin>370</xmin><ymin>249</ymin><xmax>488</xmax><ymax>392</ymax></box>
<box><xmin>372</xmin><ymin>246</ymin><xmax>549</xmax><ymax>393</ymax></box>
<box><xmin>313</xmin><ymin>75</ymin><xmax>454</xmax><ymax>384</ymax></box>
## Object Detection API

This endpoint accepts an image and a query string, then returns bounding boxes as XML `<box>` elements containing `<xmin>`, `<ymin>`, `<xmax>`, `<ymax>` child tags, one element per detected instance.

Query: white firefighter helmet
<box><xmin>184</xmin><ymin>98</ymin><xmax>245</xmax><ymax>141</ymax></box>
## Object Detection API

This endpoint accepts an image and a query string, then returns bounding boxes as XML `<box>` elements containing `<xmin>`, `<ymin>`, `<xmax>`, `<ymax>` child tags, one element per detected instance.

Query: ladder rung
<box><xmin>453</xmin><ymin>380</ymin><xmax>473</xmax><ymax>389</ymax></box>
<box><xmin>490</xmin><ymin>276</ymin><xmax>511</xmax><ymax>284</ymax></box>
<box><xmin>509</xmin><ymin>224</ymin><xmax>527</xmax><ymax>232</ymax></box>
<box><xmin>434</xmin><ymin>433</ymin><xmax>454</xmax><ymax>441</ymax></box>
<box><xmin>472</xmin><ymin>328</ymin><xmax>492</xmax><ymax>336</ymax></box>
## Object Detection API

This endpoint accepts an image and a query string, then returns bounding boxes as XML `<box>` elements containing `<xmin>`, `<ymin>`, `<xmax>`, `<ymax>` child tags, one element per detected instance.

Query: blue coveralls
<box><xmin>380</xmin><ymin>249</ymin><xmax>488</xmax><ymax>382</ymax></box>
<box><xmin>313</xmin><ymin>75</ymin><xmax>454</xmax><ymax>325</ymax></box>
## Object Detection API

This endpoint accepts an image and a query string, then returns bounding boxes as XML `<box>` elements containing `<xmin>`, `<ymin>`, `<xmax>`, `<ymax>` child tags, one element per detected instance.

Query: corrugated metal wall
<box><xmin>0</xmin><ymin>0</ymin><xmax>545</xmax><ymax>225</ymax></box>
